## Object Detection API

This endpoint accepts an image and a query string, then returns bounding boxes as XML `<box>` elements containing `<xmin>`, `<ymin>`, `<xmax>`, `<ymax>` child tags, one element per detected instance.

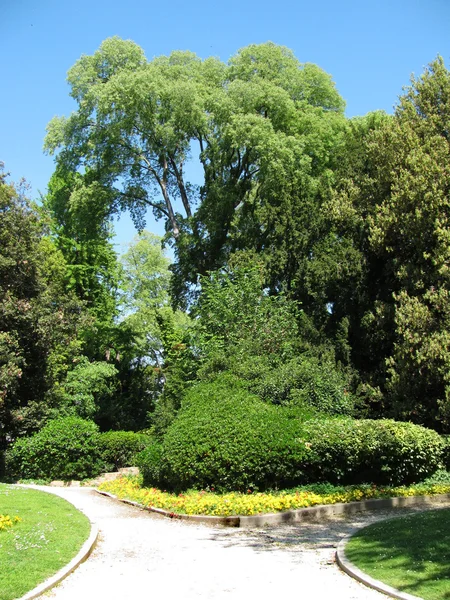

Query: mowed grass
<box><xmin>345</xmin><ymin>508</ymin><xmax>450</xmax><ymax>600</ymax></box>
<box><xmin>0</xmin><ymin>484</ymin><xmax>91</xmax><ymax>600</ymax></box>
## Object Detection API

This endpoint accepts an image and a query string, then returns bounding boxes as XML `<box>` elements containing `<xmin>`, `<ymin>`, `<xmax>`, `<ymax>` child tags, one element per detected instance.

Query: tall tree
<box><xmin>368</xmin><ymin>57</ymin><xmax>450</xmax><ymax>430</ymax></box>
<box><xmin>328</xmin><ymin>58</ymin><xmax>450</xmax><ymax>430</ymax></box>
<box><xmin>45</xmin><ymin>38</ymin><xmax>346</xmax><ymax>305</ymax></box>
<box><xmin>0</xmin><ymin>166</ymin><xmax>88</xmax><ymax>445</ymax></box>
<box><xmin>118</xmin><ymin>232</ymin><xmax>193</xmax><ymax>435</ymax></box>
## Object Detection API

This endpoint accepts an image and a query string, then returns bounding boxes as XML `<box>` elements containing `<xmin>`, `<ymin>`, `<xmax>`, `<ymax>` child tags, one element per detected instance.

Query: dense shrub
<box><xmin>139</xmin><ymin>377</ymin><xmax>443</xmax><ymax>492</ymax></box>
<box><xmin>150</xmin><ymin>379</ymin><xmax>310</xmax><ymax>492</ymax></box>
<box><xmin>5</xmin><ymin>417</ymin><xmax>105</xmax><ymax>481</ymax></box>
<box><xmin>301</xmin><ymin>418</ymin><xmax>444</xmax><ymax>485</ymax></box>
<box><xmin>135</xmin><ymin>441</ymin><xmax>164</xmax><ymax>486</ymax></box>
<box><xmin>98</xmin><ymin>431</ymin><xmax>150</xmax><ymax>471</ymax></box>
<box><xmin>442</xmin><ymin>436</ymin><xmax>450</xmax><ymax>470</ymax></box>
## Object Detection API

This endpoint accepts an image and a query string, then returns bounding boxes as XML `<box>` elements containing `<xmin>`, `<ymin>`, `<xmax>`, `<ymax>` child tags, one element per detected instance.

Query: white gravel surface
<box><xmin>31</xmin><ymin>486</ymin><xmax>450</xmax><ymax>600</ymax></box>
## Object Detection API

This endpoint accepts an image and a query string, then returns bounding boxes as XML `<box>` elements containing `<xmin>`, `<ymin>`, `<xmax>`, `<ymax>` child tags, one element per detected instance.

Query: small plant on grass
<box><xmin>0</xmin><ymin>515</ymin><xmax>21</xmax><ymax>531</ymax></box>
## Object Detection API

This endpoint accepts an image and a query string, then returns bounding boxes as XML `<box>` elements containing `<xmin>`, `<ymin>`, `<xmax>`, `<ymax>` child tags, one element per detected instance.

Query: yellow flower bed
<box><xmin>0</xmin><ymin>515</ymin><xmax>21</xmax><ymax>531</ymax></box>
<box><xmin>98</xmin><ymin>477</ymin><xmax>450</xmax><ymax>517</ymax></box>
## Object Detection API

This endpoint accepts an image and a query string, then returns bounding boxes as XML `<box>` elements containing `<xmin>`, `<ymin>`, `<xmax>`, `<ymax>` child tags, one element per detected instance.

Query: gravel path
<box><xmin>32</xmin><ymin>486</ymin><xmax>450</xmax><ymax>600</ymax></box>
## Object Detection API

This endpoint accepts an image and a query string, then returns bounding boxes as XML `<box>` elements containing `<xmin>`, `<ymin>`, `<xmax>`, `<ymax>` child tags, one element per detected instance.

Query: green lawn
<box><xmin>0</xmin><ymin>484</ymin><xmax>91</xmax><ymax>600</ymax></box>
<box><xmin>345</xmin><ymin>508</ymin><xmax>450</xmax><ymax>600</ymax></box>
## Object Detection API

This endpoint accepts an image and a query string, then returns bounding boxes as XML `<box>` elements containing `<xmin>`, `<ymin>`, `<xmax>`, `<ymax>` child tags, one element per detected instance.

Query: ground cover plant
<box><xmin>0</xmin><ymin>484</ymin><xmax>90</xmax><ymax>600</ymax></box>
<box><xmin>344</xmin><ymin>508</ymin><xmax>450</xmax><ymax>600</ymax></box>
<box><xmin>98</xmin><ymin>475</ymin><xmax>450</xmax><ymax>517</ymax></box>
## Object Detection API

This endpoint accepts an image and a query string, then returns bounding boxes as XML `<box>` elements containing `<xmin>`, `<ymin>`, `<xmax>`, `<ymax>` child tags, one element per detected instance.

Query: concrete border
<box><xmin>17</xmin><ymin>489</ymin><xmax>99</xmax><ymax>600</ymax></box>
<box><xmin>336</xmin><ymin>525</ymin><xmax>425</xmax><ymax>600</ymax></box>
<box><xmin>95</xmin><ymin>489</ymin><xmax>450</xmax><ymax>529</ymax></box>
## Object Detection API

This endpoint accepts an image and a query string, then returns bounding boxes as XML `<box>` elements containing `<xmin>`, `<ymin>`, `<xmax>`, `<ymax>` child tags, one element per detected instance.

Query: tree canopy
<box><xmin>3</xmin><ymin>42</ymin><xmax>450</xmax><ymax>455</ymax></box>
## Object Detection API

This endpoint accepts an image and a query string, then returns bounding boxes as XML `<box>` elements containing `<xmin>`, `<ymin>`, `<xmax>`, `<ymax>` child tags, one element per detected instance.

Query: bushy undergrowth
<box><xmin>136</xmin><ymin>379</ymin><xmax>444</xmax><ymax>492</ymax></box>
<box><xmin>98</xmin><ymin>431</ymin><xmax>150</xmax><ymax>471</ymax></box>
<box><xmin>98</xmin><ymin>475</ymin><xmax>450</xmax><ymax>517</ymax></box>
<box><xmin>5</xmin><ymin>417</ymin><xmax>105</xmax><ymax>481</ymax></box>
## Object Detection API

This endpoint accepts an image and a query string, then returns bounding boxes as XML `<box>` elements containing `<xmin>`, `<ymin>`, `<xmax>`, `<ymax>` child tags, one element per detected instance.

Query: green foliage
<box><xmin>116</xmin><ymin>231</ymin><xmax>195</xmax><ymax>435</ymax></box>
<box><xmin>45</xmin><ymin>37</ymin><xmax>346</xmax><ymax>306</ymax></box>
<box><xmin>135</xmin><ymin>441</ymin><xmax>164</xmax><ymax>486</ymax></box>
<box><xmin>0</xmin><ymin>167</ymin><xmax>89</xmax><ymax>445</ymax></box>
<box><xmin>149</xmin><ymin>379</ymin><xmax>310</xmax><ymax>492</ymax></box>
<box><xmin>422</xmin><ymin>468</ymin><xmax>450</xmax><ymax>484</ymax></box>
<box><xmin>369</xmin><ymin>58</ymin><xmax>450</xmax><ymax>431</ymax></box>
<box><xmin>302</xmin><ymin>418</ymin><xmax>444</xmax><ymax>485</ymax></box>
<box><xmin>50</xmin><ymin>357</ymin><xmax>118</xmax><ymax>420</ymax></box>
<box><xmin>229</xmin><ymin>354</ymin><xmax>354</xmax><ymax>415</ymax></box>
<box><xmin>441</xmin><ymin>436</ymin><xmax>450</xmax><ymax>470</ymax></box>
<box><xmin>192</xmin><ymin>255</ymin><xmax>354</xmax><ymax>417</ymax></box>
<box><xmin>98</xmin><ymin>430</ymin><xmax>150</xmax><ymax>471</ymax></box>
<box><xmin>326</xmin><ymin>58</ymin><xmax>450</xmax><ymax>431</ymax></box>
<box><xmin>5</xmin><ymin>417</ymin><xmax>104</xmax><ymax>481</ymax></box>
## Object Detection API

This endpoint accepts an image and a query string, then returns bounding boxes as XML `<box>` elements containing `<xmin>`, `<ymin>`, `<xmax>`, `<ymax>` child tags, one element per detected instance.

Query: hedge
<box><xmin>301</xmin><ymin>418</ymin><xmax>444</xmax><ymax>485</ymax></box>
<box><xmin>138</xmin><ymin>380</ymin><xmax>444</xmax><ymax>492</ymax></box>
<box><xmin>5</xmin><ymin>417</ymin><xmax>105</xmax><ymax>481</ymax></box>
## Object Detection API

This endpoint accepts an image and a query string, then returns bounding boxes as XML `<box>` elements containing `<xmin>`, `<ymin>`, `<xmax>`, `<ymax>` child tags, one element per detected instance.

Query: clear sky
<box><xmin>2</xmin><ymin>0</ymin><xmax>449</xmax><ymax>249</ymax></box>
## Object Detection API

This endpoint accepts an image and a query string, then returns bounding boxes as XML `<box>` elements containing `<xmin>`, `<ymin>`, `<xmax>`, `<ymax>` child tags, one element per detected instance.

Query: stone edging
<box><xmin>336</xmin><ymin>527</ymin><xmax>424</xmax><ymax>600</ymax></box>
<box><xmin>94</xmin><ymin>489</ymin><xmax>450</xmax><ymax>528</ymax></box>
<box><xmin>18</xmin><ymin>490</ymin><xmax>99</xmax><ymax>600</ymax></box>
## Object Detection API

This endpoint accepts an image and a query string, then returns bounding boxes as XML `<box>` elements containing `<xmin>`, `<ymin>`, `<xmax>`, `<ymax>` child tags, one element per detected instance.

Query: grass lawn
<box><xmin>344</xmin><ymin>508</ymin><xmax>450</xmax><ymax>600</ymax></box>
<box><xmin>0</xmin><ymin>484</ymin><xmax>91</xmax><ymax>600</ymax></box>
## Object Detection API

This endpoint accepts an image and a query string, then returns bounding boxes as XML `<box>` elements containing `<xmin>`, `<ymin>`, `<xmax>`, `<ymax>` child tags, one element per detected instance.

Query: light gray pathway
<box><xmin>32</xmin><ymin>486</ymin><xmax>449</xmax><ymax>600</ymax></box>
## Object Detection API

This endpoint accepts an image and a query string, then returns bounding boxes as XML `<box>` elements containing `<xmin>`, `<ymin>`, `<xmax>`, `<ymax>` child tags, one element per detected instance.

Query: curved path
<box><xmin>31</xmin><ymin>486</ymin><xmax>449</xmax><ymax>600</ymax></box>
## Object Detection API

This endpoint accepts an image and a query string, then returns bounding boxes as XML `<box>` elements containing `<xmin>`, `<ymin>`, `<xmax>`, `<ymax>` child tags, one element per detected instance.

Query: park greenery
<box><xmin>345</xmin><ymin>508</ymin><xmax>450</xmax><ymax>600</ymax></box>
<box><xmin>2</xmin><ymin>38</ymin><xmax>450</xmax><ymax>499</ymax></box>
<box><xmin>0</xmin><ymin>484</ymin><xmax>90</xmax><ymax>600</ymax></box>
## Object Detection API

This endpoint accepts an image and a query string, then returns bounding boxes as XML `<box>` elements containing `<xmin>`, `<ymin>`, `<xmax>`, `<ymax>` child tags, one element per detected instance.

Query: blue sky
<box><xmin>2</xmin><ymin>0</ymin><xmax>449</xmax><ymax>250</ymax></box>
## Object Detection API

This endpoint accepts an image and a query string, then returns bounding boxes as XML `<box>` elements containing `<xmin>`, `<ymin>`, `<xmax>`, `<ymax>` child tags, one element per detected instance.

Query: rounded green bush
<box><xmin>156</xmin><ymin>379</ymin><xmax>309</xmax><ymax>492</ymax></box>
<box><xmin>98</xmin><ymin>431</ymin><xmax>150</xmax><ymax>471</ymax></box>
<box><xmin>301</xmin><ymin>418</ymin><xmax>444</xmax><ymax>485</ymax></box>
<box><xmin>5</xmin><ymin>417</ymin><xmax>105</xmax><ymax>481</ymax></box>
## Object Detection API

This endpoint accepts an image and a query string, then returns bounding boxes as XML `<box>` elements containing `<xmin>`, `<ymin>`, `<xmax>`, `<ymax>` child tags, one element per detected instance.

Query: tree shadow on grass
<box><xmin>345</xmin><ymin>508</ymin><xmax>450</xmax><ymax>599</ymax></box>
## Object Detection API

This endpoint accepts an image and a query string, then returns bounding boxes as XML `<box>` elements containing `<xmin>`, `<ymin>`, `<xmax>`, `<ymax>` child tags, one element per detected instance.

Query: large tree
<box><xmin>0</xmin><ymin>167</ymin><xmax>88</xmax><ymax>444</ymax></box>
<box><xmin>328</xmin><ymin>58</ymin><xmax>450</xmax><ymax>430</ymax></box>
<box><xmin>45</xmin><ymin>38</ymin><xmax>346</xmax><ymax>305</ymax></box>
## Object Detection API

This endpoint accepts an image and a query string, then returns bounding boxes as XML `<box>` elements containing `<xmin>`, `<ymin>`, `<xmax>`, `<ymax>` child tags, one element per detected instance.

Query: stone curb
<box><xmin>336</xmin><ymin>526</ymin><xmax>425</xmax><ymax>600</ymax></box>
<box><xmin>239</xmin><ymin>493</ymin><xmax>450</xmax><ymax>527</ymax></box>
<box><xmin>17</xmin><ymin>488</ymin><xmax>99</xmax><ymax>600</ymax></box>
<box><xmin>94</xmin><ymin>489</ymin><xmax>450</xmax><ymax>529</ymax></box>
